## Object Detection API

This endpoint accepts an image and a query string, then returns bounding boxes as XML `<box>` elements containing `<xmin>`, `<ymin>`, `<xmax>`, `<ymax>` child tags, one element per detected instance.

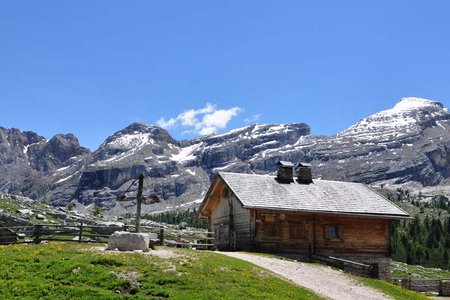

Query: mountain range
<box><xmin>1</xmin><ymin>97</ymin><xmax>450</xmax><ymax>215</ymax></box>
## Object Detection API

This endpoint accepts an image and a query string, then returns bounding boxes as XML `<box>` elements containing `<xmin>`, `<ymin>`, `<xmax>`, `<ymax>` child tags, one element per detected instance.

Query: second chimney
<box><xmin>297</xmin><ymin>162</ymin><xmax>313</xmax><ymax>184</ymax></box>
<box><xmin>277</xmin><ymin>161</ymin><xmax>294</xmax><ymax>183</ymax></box>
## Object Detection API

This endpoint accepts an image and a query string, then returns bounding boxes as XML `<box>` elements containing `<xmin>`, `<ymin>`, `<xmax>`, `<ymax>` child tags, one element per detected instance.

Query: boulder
<box><xmin>107</xmin><ymin>231</ymin><xmax>150</xmax><ymax>251</ymax></box>
<box><xmin>36</xmin><ymin>214</ymin><xmax>46</xmax><ymax>220</ymax></box>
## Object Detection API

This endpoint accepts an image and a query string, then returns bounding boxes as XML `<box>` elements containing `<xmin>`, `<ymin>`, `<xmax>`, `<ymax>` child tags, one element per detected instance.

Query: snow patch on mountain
<box><xmin>93</xmin><ymin>148</ymin><xmax>137</xmax><ymax>167</ymax></box>
<box><xmin>107</xmin><ymin>132</ymin><xmax>154</xmax><ymax>149</ymax></box>
<box><xmin>392</xmin><ymin>97</ymin><xmax>443</xmax><ymax>111</ymax></box>
<box><xmin>170</xmin><ymin>143</ymin><xmax>203</xmax><ymax>163</ymax></box>
<box><xmin>55</xmin><ymin>174</ymin><xmax>73</xmax><ymax>184</ymax></box>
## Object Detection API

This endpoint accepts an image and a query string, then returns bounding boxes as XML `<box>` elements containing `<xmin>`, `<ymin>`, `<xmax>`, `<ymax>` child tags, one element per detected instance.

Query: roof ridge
<box><xmin>219</xmin><ymin>171</ymin><xmax>368</xmax><ymax>185</ymax></box>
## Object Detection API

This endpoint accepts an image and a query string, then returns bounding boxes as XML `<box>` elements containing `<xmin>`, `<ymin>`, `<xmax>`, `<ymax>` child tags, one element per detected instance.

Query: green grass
<box><xmin>392</xmin><ymin>261</ymin><xmax>450</xmax><ymax>279</ymax></box>
<box><xmin>0</xmin><ymin>243</ymin><xmax>322</xmax><ymax>299</ymax></box>
<box><xmin>0</xmin><ymin>196</ymin><xmax>21</xmax><ymax>214</ymax></box>
<box><xmin>355</xmin><ymin>277</ymin><xmax>430</xmax><ymax>300</ymax></box>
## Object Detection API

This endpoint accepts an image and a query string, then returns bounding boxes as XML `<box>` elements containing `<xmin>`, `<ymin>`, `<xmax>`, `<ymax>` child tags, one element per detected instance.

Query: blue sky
<box><xmin>1</xmin><ymin>1</ymin><xmax>450</xmax><ymax>150</ymax></box>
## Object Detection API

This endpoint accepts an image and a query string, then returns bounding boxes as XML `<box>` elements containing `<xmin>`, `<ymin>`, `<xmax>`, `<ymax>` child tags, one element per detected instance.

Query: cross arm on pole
<box><xmin>117</xmin><ymin>173</ymin><xmax>160</xmax><ymax>232</ymax></box>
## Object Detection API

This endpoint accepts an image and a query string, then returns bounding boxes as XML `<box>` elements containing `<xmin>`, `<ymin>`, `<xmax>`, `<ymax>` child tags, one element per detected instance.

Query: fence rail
<box><xmin>392</xmin><ymin>278</ymin><xmax>450</xmax><ymax>296</ymax></box>
<box><xmin>0</xmin><ymin>223</ymin><xmax>214</xmax><ymax>249</ymax></box>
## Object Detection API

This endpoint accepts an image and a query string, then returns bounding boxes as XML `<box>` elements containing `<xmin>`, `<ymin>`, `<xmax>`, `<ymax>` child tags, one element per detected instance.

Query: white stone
<box><xmin>107</xmin><ymin>231</ymin><xmax>150</xmax><ymax>252</ymax></box>
<box><xmin>18</xmin><ymin>209</ymin><xmax>33</xmax><ymax>216</ymax></box>
<box><xmin>36</xmin><ymin>214</ymin><xmax>46</xmax><ymax>220</ymax></box>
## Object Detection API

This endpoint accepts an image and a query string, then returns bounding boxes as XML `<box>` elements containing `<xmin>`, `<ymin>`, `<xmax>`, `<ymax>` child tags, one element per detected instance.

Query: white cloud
<box><xmin>157</xmin><ymin>103</ymin><xmax>242</xmax><ymax>136</ymax></box>
<box><xmin>156</xmin><ymin>117</ymin><xmax>177</xmax><ymax>128</ymax></box>
<box><xmin>200</xmin><ymin>107</ymin><xmax>241</xmax><ymax>129</ymax></box>
<box><xmin>244</xmin><ymin>113</ymin><xmax>262</xmax><ymax>123</ymax></box>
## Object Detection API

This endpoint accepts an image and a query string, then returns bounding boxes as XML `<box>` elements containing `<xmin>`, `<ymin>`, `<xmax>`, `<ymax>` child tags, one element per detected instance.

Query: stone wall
<box><xmin>341</xmin><ymin>256</ymin><xmax>392</xmax><ymax>281</ymax></box>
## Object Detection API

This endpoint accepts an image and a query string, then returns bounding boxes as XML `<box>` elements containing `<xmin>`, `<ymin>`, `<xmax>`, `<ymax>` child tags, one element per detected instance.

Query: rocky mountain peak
<box><xmin>393</xmin><ymin>97</ymin><xmax>444</xmax><ymax>111</ymax></box>
<box><xmin>46</xmin><ymin>134</ymin><xmax>90</xmax><ymax>162</ymax></box>
<box><xmin>338</xmin><ymin>97</ymin><xmax>450</xmax><ymax>142</ymax></box>
<box><xmin>100</xmin><ymin>122</ymin><xmax>175</xmax><ymax>149</ymax></box>
<box><xmin>95</xmin><ymin>122</ymin><xmax>176</xmax><ymax>161</ymax></box>
<box><xmin>121</xmin><ymin>122</ymin><xmax>163</xmax><ymax>134</ymax></box>
<box><xmin>28</xmin><ymin>133</ymin><xmax>91</xmax><ymax>172</ymax></box>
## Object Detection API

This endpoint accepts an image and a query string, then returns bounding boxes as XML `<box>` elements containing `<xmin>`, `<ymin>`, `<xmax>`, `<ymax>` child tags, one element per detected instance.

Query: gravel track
<box><xmin>219</xmin><ymin>252</ymin><xmax>392</xmax><ymax>300</ymax></box>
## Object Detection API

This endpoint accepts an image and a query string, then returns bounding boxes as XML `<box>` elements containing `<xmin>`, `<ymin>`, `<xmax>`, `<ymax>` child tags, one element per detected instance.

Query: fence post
<box><xmin>33</xmin><ymin>224</ymin><xmax>42</xmax><ymax>244</ymax></box>
<box><xmin>371</xmin><ymin>263</ymin><xmax>379</xmax><ymax>279</ymax></box>
<box><xmin>78</xmin><ymin>222</ymin><xmax>83</xmax><ymax>243</ymax></box>
<box><xmin>208</xmin><ymin>231</ymin><xmax>214</xmax><ymax>250</ymax></box>
<box><xmin>159</xmin><ymin>228</ymin><xmax>164</xmax><ymax>245</ymax></box>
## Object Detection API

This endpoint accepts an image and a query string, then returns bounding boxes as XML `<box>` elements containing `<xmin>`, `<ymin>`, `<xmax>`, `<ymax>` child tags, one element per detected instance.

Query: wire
<box><xmin>144</xmin><ymin>176</ymin><xmax>153</xmax><ymax>190</ymax></box>
<box><xmin>124</xmin><ymin>178</ymin><xmax>138</xmax><ymax>193</ymax></box>
<box><xmin>143</xmin><ymin>176</ymin><xmax>160</xmax><ymax>202</ymax></box>
<box><xmin>117</xmin><ymin>178</ymin><xmax>139</xmax><ymax>200</ymax></box>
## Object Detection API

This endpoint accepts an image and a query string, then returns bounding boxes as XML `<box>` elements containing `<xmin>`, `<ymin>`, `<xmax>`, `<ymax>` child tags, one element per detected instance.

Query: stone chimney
<box><xmin>277</xmin><ymin>161</ymin><xmax>294</xmax><ymax>183</ymax></box>
<box><xmin>297</xmin><ymin>162</ymin><xmax>313</xmax><ymax>184</ymax></box>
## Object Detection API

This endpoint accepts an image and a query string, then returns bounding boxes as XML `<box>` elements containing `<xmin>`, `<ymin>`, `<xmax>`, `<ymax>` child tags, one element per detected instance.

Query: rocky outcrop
<box><xmin>0</xmin><ymin>213</ymin><xmax>34</xmax><ymax>227</ymax></box>
<box><xmin>29</xmin><ymin>134</ymin><xmax>90</xmax><ymax>172</ymax></box>
<box><xmin>0</xmin><ymin>127</ymin><xmax>91</xmax><ymax>198</ymax></box>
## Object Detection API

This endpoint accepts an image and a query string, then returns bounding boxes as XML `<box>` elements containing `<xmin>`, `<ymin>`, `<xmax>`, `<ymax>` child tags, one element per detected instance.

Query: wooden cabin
<box><xmin>197</xmin><ymin>162</ymin><xmax>411</xmax><ymax>280</ymax></box>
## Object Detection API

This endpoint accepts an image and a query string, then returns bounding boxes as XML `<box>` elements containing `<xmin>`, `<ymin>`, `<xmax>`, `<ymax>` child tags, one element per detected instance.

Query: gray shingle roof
<box><xmin>218</xmin><ymin>172</ymin><xmax>410</xmax><ymax>218</ymax></box>
<box><xmin>278</xmin><ymin>161</ymin><xmax>294</xmax><ymax>167</ymax></box>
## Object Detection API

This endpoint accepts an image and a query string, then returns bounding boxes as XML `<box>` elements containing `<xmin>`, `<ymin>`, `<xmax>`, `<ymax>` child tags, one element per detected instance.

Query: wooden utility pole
<box><xmin>119</xmin><ymin>173</ymin><xmax>159</xmax><ymax>233</ymax></box>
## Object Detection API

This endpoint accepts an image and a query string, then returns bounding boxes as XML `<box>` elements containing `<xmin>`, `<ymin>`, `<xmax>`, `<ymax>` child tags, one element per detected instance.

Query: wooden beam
<box><xmin>119</xmin><ymin>173</ymin><xmax>160</xmax><ymax>233</ymax></box>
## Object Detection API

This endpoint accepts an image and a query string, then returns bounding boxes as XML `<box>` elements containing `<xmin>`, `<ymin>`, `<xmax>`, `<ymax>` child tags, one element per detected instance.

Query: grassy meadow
<box><xmin>0</xmin><ymin>243</ymin><xmax>321</xmax><ymax>299</ymax></box>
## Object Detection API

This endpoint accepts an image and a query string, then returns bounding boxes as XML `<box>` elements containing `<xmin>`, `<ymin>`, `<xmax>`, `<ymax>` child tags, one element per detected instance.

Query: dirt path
<box><xmin>219</xmin><ymin>252</ymin><xmax>392</xmax><ymax>300</ymax></box>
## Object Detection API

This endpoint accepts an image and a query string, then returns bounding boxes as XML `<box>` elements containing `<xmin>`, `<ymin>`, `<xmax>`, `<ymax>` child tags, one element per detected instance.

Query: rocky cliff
<box><xmin>1</xmin><ymin>97</ymin><xmax>450</xmax><ymax>214</ymax></box>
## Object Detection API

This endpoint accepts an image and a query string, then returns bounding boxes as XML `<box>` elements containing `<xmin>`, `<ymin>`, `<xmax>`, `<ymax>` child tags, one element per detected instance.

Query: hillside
<box><xmin>1</xmin><ymin>97</ymin><xmax>450</xmax><ymax>215</ymax></box>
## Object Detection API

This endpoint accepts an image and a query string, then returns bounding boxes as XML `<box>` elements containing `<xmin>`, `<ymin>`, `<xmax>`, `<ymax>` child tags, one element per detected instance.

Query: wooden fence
<box><xmin>0</xmin><ymin>223</ymin><xmax>215</xmax><ymax>249</ymax></box>
<box><xmin>392</xmin><ymin>278</ymin><xmax>450</xmax><ymax>296</ymax></box>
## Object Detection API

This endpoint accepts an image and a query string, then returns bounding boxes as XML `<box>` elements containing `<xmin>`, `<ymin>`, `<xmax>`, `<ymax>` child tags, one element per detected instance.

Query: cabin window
<box><xmin>264</xmin><ymin>224</ymin><xmax>279</xmax><ymax>237</ymax></box>
<box><xmin>289</xmin><ymin>222</ymin><xmax>306</xmax><ymax>240</ymax></box>
<box><xmin>324</xmin><ymin>225</ymin><xmax>342</xmax><ymax>240</ymax></box>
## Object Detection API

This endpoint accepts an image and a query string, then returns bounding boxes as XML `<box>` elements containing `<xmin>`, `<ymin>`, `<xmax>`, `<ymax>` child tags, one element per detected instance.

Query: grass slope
<box><xmin>0</xmin><ymin>243</ymin><xmax>322</xmax><ymax>299</ymax></box>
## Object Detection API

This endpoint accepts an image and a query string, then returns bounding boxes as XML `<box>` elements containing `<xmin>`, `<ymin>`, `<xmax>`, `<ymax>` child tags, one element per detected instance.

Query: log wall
<box><xmin>254</xmin><ymin>210</ymin><xmax>390</xmax><ymax>256</ymax></box>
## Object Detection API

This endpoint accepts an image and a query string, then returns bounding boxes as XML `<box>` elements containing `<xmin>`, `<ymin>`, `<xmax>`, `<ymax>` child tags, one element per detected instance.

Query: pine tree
<box><xmin>444</xmin><ymin>250</ymin><xmax>449</xmax><ymax>265</ymax></box>
<box><xmin>414</xmin><ymin>244</ymin><xmax>425</xmax><ymax>264</ymax></box>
